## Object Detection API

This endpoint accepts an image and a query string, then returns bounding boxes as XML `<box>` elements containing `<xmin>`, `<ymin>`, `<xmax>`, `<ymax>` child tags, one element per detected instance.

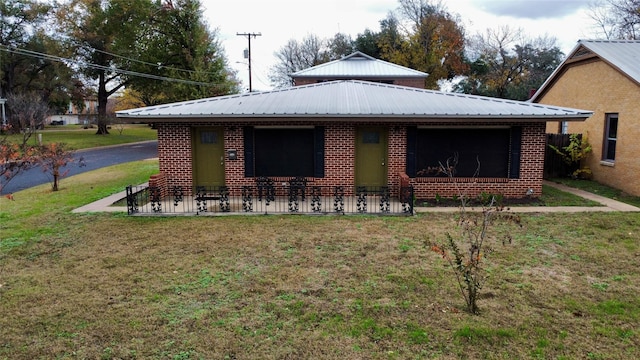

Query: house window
<box><xmin>244</xmin><ymin>127</ymin><xmax>325</xmax><ymax>178</ymax></box>
<box><xmin>362</xmin><ymin>131</ymin><xmax>380</xmax><ymax>144</ymax></box>
<box><xmin>561</xmin><ymin>121</ymin><xmax>569</xmax><ymax>134</ymax></box>
<box><xmin>200</xmin><ymin>131</ymin><xmax>218</xmax><ymax>144</ymax></box>
<box><xmin>406</xmin><ymin>127</ymin><xmax>521</xmax><ymax>178</ymax></box>
<box><xmin>603</xmin><ymin>113</ymin><xmax>618</xmax><ymax>162</ymax></box>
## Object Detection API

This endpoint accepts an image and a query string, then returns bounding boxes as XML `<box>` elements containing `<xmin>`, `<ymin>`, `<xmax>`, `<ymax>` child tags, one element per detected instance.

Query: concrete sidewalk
<box><xmin>71</xmin><ymin>183</ymin><xmax>147</xmax><ymax>213</ymax></box>
<box><xmin>414</xmin><ymin>180</ymin><xmax>640</xmax><ymax>213</ymax></box>
<box><xmin>72</xmin><ymin>180</ymin><xmax>640</xmax><ymax>214</ymax></box>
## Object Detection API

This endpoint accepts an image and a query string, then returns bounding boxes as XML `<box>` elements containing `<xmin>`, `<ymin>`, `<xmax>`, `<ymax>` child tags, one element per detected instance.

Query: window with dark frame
<box><xmin>244</xmin><ymin>127</ymin><xmax>325</xmax><ymax>178</ymax></box>
<box><xmin>603</xmin><ymin>113</ymin><xmax>618</xmax><ymax>162</ymax></box>
<box><xmin>406</xmin><ymin>127</ymin><xmax>521</xmax><ymax>179</ymax></box>
<box><xmin>200</xmin><ymin>131</ymin><xmax>218</xmax><ymax>144</ymax></box>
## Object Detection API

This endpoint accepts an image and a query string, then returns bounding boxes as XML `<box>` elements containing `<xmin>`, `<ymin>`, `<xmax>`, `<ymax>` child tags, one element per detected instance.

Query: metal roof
<box><xmin>116</xmin><ymin>80</ymin><xmax>592</xmax><ymax>121</ymax></box>
<box><xmin>291</xmin><ymin>51</ymin><xmax>428</xmax><ymax>78</ymax></box>
<box><xmin>531</xmin><ymin>39</ymin><xmax>640</xmax><ymax>101</ymax></box>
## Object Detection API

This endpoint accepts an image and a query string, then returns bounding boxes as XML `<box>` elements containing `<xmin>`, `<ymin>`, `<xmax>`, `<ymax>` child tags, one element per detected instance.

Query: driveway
<box><xmin>2</xmin><ymin>140</ymin><xmax>158</xmax><ymax>194</ymax></box>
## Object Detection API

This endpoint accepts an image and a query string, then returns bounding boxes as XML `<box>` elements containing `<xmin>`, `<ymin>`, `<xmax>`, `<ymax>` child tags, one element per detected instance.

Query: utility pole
<box><xmin>236</xmin><ymin>32</ymin><xmax>261</xmax><ymax>92</ymax></box>
<box><xmin>0</xmin><ymin>50</ymin><xmax>5</xmax><ymax>127</ymax></box>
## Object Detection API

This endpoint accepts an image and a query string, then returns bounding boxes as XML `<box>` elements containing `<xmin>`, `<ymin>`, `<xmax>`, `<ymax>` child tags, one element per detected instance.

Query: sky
<box><xmin>202</xmin><ymin>0</ymin><xmax>598</xmax><ymax>92</ymax></box>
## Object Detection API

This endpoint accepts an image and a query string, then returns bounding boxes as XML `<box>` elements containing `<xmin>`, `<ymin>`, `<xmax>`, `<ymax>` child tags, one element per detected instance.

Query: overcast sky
<box><xmin>202</xmin><ymin>0</ymin><xmax>597</xmax><ymax>92</ymax></box>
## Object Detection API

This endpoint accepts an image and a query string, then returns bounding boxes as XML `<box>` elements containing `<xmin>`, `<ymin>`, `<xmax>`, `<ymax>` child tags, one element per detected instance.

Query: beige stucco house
<box><xmin>531</xmin><ymin>39</ymin><xmax>640</xmax><ymax>196</ymax></box>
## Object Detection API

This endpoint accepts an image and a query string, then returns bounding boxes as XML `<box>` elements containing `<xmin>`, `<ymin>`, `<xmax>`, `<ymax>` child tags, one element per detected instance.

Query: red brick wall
<box><xmin>156</xmin><ymin>122</ymin><xmax>193</xmax><ymax>192</ymax></box>
<box><xmin>155</xmin><ymin>120</ymin><xmax>545</xmax><ymax>199</ymax></box>
<box><xmin>408</xmin><ymin>122</ymin><xmax>546</xmax><ymax>199</ymax></box>
<box><xmin>148</xmin><ymin>172</ymin><xmax>168</xmax><ymax>197</ymax></box>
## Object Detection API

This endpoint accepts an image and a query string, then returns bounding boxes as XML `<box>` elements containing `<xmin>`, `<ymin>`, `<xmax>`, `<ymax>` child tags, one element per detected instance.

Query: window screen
<box><xmin>415</xmin><ymin>128</ymin><xmax>511</xmax><ymax>177</ymax></box>
<box><xmin>254</xmin><ymin>128</ymin><xmax>315</xmax><ymax>177</ymax></box>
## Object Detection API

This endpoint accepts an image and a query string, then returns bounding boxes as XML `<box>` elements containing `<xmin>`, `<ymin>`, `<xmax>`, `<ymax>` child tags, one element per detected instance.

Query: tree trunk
<box><xmin>52</xmin><ymin>169</ymin><xmax>59</xmax><ymax>191</ymax></box>
<box><xmin>96</xmin><ymin>71</ymin><xmax>110</xmax><ymax>135</ymax></box>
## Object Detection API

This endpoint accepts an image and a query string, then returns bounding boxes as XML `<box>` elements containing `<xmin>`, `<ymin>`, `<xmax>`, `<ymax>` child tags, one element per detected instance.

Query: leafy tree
<box><xmin>37</xmin><ymin>142</ymin><xmax>80</xmax><ymax>191</ymax></box>
<box><xmin>383</xmin><ymin>0</ymin><xmax>468</xmax><ymax>89</ymax></box>
<box><xmin>0</xmin><ymin>0</ymin><xmax>84</xmax><ymax>117</ymax></box>
<box><xmin>0</xmin><ymin>0</ymin><xmax>51</xmax><ymax>96</ymax></box>
<box><xmin>353</xmin><ymin>29</ymin><xmax>383</xmax><ymax>58</ymax></box>
<box><xmin>378</xmin><ymin>0</ymin><xmax>468</xmax><ymax>89</ymax></box>
<box><xmin>455</xmin><ymin>26</ymin><xmax>563</xmax><ymax>100</ymax></box>
<box><xmin>269</xmin><ymin>1</ymin><xmax>467</xmax><ymax>89</ymax></box>
<box><xmin>127</xmin><ymin>0</ymin><xmax>239</xmax><ymax>105</ymax></box>
<box><xmin>0</xmin><ymin>137</ymin><xmax>37</xmax><ymax>195</ymax></box>
<box><xmin>377</xmin><ymin>13</ymin><xmax>405</xmax><ymax>64</ymax></box>
<box><xmin>56</xmin><ymin>0</ymin><xmax>154</xmax><ymax>134</ymax></box>
<box><xmin>112</xmin><ymin>88</ymin><xmax>147</xmax><ymax>112</ymax></box>
<box><xmin>327</xmin><ymin>32</ymin><xmax>355</xmax><ymax>59</ymax></box>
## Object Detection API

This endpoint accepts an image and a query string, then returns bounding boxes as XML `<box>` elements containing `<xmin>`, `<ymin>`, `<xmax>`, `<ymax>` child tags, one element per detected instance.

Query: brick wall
<box><xmin>148</xmin><ymin>172</ymin><xmax>168</xmax><ymax>197</ymax></box>
<box><xmin>538</xmin><ymin>59</ymin><xmax>640</xmax><ymax>196</ymax></box>
<box><xmin>155</xmin><ymin>120</ymin><xmax>545</xmax><ymax>199</ymax></box>
<box><xmin>157</xmin><ymin>122</ymin><xmax>193</xmax><ymax>192</ymax></box>
<box><xmin>409</xmin><ymin>122</ymin><xmax>545</xmax><ymax>199</ymax></box>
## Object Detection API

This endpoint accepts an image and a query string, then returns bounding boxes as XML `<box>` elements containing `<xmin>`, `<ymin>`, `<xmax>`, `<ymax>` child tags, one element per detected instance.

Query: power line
<box><xmin>86</xmin><ymin>46</ymin><xmax>201</xmax><ymax>75</ymax></box>
<box><xmin>0</xmin><ymin>45</ymin><xmax>228</xmax><ymax>88</ymax></box>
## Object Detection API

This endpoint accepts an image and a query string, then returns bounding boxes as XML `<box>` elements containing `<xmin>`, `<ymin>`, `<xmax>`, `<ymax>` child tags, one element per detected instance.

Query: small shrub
<box><xmin>430</xmin><ymin>199</ymin><xmax>521</xmax><ymax>314</ymax></box>
<box><xmin>549</xmin><ymin>134</ymin><xmax>592</xmax><ymax>179</ymax></box>
<box><xmin>427</xmin><ymin>155</ymin><xmax>522</xmax><ymax>314</ymax></box>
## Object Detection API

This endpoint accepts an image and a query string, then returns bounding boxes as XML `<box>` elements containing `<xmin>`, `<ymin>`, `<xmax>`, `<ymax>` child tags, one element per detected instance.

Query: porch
<box><xmin>125</xmin><ymin>182</ymin><xmax>414</xmax><ymax>216</ymax></box>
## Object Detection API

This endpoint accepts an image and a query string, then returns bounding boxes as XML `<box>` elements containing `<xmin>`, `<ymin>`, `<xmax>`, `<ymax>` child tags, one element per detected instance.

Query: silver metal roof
<box><xmin>116</xmin><ymin>80</ymin><xmax>592</xmax><ymax>121</ymax></box>
<box><xmin>291</xmin><ymin>51</ymin><xmax>428</xmax><ymax>78</ymax></box>
<box><xmin>531</xmin><ymin>39</ymin><xmax>640</xmax><ymax>101</ymax></box>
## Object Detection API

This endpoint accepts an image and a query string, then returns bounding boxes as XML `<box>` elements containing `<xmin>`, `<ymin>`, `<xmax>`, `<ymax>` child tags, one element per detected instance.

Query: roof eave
<box><xmin>116</xmin><ymin>113</ymin><xmax>592</xmax><ymax>122</ymax></box>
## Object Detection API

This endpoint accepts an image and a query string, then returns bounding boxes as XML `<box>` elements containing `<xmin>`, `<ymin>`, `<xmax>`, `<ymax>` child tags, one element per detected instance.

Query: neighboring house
<box><xmin>117</xmin><ymin>79</ymin><xmax>591</xmax><ymax>201</ymax></box>
<box><xmin>48</xmin><ymin>98</ymin><xmax>99</xmax><ymax>125</ymax></box>
<box><xmin>291</xmin><ymin>51</ymin><xmax>428</xmax><ymax>88</ymax></box>
<box><xmin>531</xmin><ymin>39</ymin><xmax>640</xmax><ymax>196</ymax></box>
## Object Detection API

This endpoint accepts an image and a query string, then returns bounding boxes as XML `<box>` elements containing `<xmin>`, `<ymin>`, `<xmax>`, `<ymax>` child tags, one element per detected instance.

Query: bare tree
<box><xmin>588</xmin><ymin>0</ymin><xmax>640</xmax><ymax>39</ymax></box>
<box><xmin>269</xmin><ymin>34</ymin><xmax>330</xmax><ymax>88</ymax></box>
<box><xmin>6</xmin><ymin>92</ymin><xmax>50</xmax><ymax>145</ymax></box>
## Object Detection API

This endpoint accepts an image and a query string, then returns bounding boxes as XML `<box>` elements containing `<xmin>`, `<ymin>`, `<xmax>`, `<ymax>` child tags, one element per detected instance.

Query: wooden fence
<box><xmin>544</xmin><ymin>133</ymin><xmax>581</xmax><ymax>179</ymax></box>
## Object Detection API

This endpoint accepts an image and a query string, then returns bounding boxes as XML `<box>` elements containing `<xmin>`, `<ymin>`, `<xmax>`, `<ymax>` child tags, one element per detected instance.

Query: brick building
<box><xmin>117</xmin><ymin>53</ymin><xmax>591</xmax><ymax>201</ymax></box>
<box><xmin>531</xmin><ymin>40</ymin><xmax>640</xmax><ymax>196</ymax></box>
<box><xmin>291</xmin><ymin>51</ymin><xmax>427</xmax><ymax>88</ymax></box>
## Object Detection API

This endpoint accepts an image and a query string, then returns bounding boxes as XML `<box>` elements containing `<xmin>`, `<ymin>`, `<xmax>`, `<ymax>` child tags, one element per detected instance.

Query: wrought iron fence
<box><xmin>125</xmin><ymin>183</ymin><xmax>414</xmax><ymax>216</ymax></box>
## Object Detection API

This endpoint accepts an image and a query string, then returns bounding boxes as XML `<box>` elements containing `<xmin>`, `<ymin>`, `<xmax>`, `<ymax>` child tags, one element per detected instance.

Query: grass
<box><xmin>539</xmin><ymin>184</ymin><xmax>601</xmax><ymax>206</ymax></box>
<box><xmin>1</xmin><ymin>163</ymin><xmax>639</xmax><ymax>359</ymax></box>
<box><xmin>550</xmin><ymin>177</ymin><xmax>640</xmax><ymax>208</ymax></box>
<box><xmin>3</xmin><ymin>124</ymin><xmax>157</xmax><ymax>150</ymax></box>
<box><xmin>417</xmin><ymin>184</ymin><xmax>600</xmax><ymax>207</ymax></box>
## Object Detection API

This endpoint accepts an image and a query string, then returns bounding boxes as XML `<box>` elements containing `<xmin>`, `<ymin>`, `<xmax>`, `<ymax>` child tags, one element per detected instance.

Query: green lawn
<box><xmin>549</xmin><ymin>177</ymin><xmax>640</xmax><ymax>208</ymax></box>
<box><xmin>539</xmin><ymin>184</ymin><xmax>601</xmax><ymax>206</ymax></box>
<box><xmin>1</xmin><ymin>163</ymin><xmax>639</xmax><ymax>359</ymax></box>
<box><xmin>4</xmin><ymin>124</ymin><xmax>157</xmax><ymax>150</ymax></box>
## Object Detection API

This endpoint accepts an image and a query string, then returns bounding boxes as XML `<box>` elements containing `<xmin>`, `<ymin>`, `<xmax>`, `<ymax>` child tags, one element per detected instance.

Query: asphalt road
<box><xmin>2</xmin><ymin>140</ymin><xmax>158</xmax><ymax>195</ymax></box>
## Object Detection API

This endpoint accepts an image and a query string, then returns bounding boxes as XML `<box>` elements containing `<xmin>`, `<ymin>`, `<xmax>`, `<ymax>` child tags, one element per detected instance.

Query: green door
<box><xmin>193</xmin><ymin>127</ymin><xmax>225</xmax><ymax>187</ymax></box>
<box><xmin>355</xmin><ymin>127</ymin><xmax>388</xmax><ymax>188</ymax></box>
